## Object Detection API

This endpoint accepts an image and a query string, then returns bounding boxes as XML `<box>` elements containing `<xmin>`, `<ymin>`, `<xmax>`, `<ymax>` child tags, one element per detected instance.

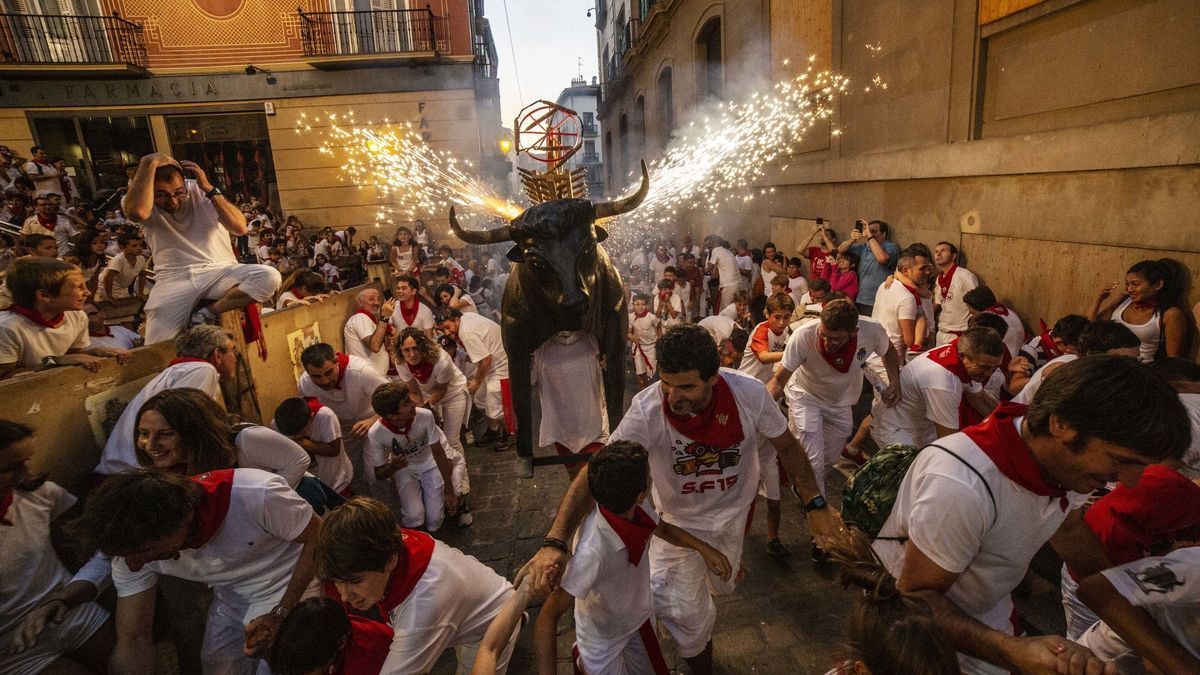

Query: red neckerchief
<box><xmin>169</xmin><ymin>356</ymin><xmax>210</xmax><ymax>367</ymax></box>
<box><xmin>333</xmin><ymin>352</ymin><xmax>350</xmax><ymax>389</ymax></box>
<box><xmin>962</xmin><ymin>403</ymin><xmax>1070</xmax><ymax>510</ymax></box>
<box><xmin>599</xmin><ymin>505</ymin><xmax>657</xmax><ymax>565</ymax></box>
<box><xmin>89</xmin><ymin>325</ymin><xmax>112</xmax><ymax>337</ymax></box>
<box><xmin>407</xmin><ymin>360</ymin><xmax>433</xmax><ymax>383</ymax></box>
<box><xmin>325</xmin><ymin>529</ymin><xmax>436</xmax><ymax>617</ymax></box>
<box><xmin>302</xmin><ymin>396</ymin><xmax>324</xmax><ymax>416</ymax></box>
<box><xmin>184</xmin><ymin>469</ymin><xmax>236</xmax><ymax>548</ymax></box>
<box><xmin>787</xmin><ymin>270</ymin><xmax>803</xmax><ymax>279</ymax></box>
<box><xmin>0</xmin><ymin>493</ymin><xmax>13</xmax><ymax>526</ymax></box>
<box><xmin>1037</xmin><ymin>320</ymin><xmax>1063</xmax><ymax>360</ymax></box>
<box><xmin>335</xmin><ymin>615</ymin><xmax>394</xmax><ymax>675</ymax></box>
<box><xmin>398</xmin><ymin>298</ymin><xmax>419</xmax><ymax>326</ymax></box>
<box><xmin>985</xmin><ymin>303</ymin><xmax>1009</xmax><ymax>317</ymax></box>
<box><xmin>355</xmin><ymin>308</ymin><xmax>378</xmax><ymax>324</ymax></box>
<box><xmin>898</xmin><ymin>278</ymin><xmax>924</xmax><ymax>303</ymax></box>
<box><xmin>379</xmin><ymin>415</ymin><xmax>414</xmax><ymax>436</ymax></box>
<box><xmin>36</xmin><ymin>213</ymin><xmax>56</xmax><ymax>230</ymax></box>
<box><xmin>289</xmin><ymin>286</ymin><xmax>305</xmax><ymax>299</ymax></box>
<box><xmin>6</xmin><ymin>304</ymin><xmax>64</xmax><ymax>328</ymax></box>
<box><xmin>662</xmin><ymin>374</ymin><xmax>744</xmax><ymax>448</ymax></box>
<box><xmin>937</xmin><ymin>264</ymin><xmax>957</xmax><ymax>300</ymax></box>
<box><xmin>926</xmin><ymin>341</ymin><xmax>985</xmax><ymax>428</ymax></box>
<box><xmin>819</xmin><ymin>334</ymin><xmax>858</xmax><ymax>374</ymax></box>
<box><xmin>633</xmin><ymin>308</ymin><xmax>649</xmax><ymax>319</ymax></box>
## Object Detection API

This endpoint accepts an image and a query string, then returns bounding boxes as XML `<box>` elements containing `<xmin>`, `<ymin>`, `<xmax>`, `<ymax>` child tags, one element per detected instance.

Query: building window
<box><xmin>657</xmin><ymin>67</ymin><xmax>673</xmax><ymax>147</ymax></box>
<box><xmin>697</xmin><ymin>18</ymin><xmax>722</xmax><ymax>100</ymax></box>
<box><xmin>583</xmin><ymin>140</ymin><xmax>597</xmax><ymax>162</ymax></box>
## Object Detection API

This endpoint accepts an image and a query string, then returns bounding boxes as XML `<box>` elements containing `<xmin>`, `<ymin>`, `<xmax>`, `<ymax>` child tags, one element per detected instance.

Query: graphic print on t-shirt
<box><xmin>1125</xmin><ymin>561</ymin><xmax>1185</xmax><ymax>595</ymax></box>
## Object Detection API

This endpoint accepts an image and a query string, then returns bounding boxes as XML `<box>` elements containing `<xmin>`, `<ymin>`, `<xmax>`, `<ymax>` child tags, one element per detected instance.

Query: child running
<box><xmin>629</xmin><ymin>294</ymin><xmax>662</xmax><ymax>388</ymax></box>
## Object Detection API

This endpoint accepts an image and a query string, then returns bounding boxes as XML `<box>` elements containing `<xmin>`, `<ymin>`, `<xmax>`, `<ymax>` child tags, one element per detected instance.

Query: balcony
<box><xmin>581</xmin><ymin>122</ymin><xmax>598</xmax><ymax>136</ymax></box>
<box><xmin>298</xmin><ymin>7</ymin><xmax>448</xmax><ymax>69</ymax></box>
<box><xmin>0</xmin><ymin>12</ymin><xmax>147</xmax><ymax>77</ymax></box>
<box><xmin>617</xmin><ymin>18</ymin><xmax>640</xmax><ymax>55</ymax></box>
<box><xmin>580</xmin><ymin>153</ymin><xmax>601</xmax><ymax>165</ymax></box>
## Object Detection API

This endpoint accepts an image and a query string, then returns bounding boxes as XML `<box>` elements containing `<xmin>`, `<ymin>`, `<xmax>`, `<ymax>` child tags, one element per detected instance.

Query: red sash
<box><xmin>572</xmin><ymin>620</ymin><xmax>669</xmax><ymax>675</ymax></box>
<box><xmin>6</xmin><ymin>304</ymin><xmax>64</xmax><ymax>328</ymax></box>
<box><xmin>379</xmin><ymin>415</ymin><xmax>413</xmax><ymax>436</ymax></box>
<box><xmin>898</xmin><ymin>278</ymin><xmax>924</xmax><ymax>303</ymax></box>
<box><xmin>926</xmin><ymin>341</ymin><xmax>985</xmax><ymax>428</ymax></box>
<box><xmin>407</xmin><ymin>360</ymin><xmax>433</xmax><ymax>384</ymax></box>
<box><xmin>185</xmin><ymin>469</ymin><xmax>235</xmax><ymax>548</ymax></box>
<box><xmin>0</xmin><ymin>493</ymin><xmax>13</xmax><ymax>526</ymax></box>
<box><xmin>398</xmin><ymin>298</ymin><xmax>419</xmax><ymax>326</ymax></box>
<box><xmin>334</xmin><ymin>352</ymin><xmax>350</xmax><ymax>389</ymax></box>
<box><xmin>169</xmin><ymin>356</ymin><xmax>210</xmax><ymax>367</ymax></box>
<box><xmin>819</xmin><ymin>334</ymin><xmax>858</xmax><ymax>374</ymax></box>
<box><xmin>662</xmin><ymin>374</ymin><xmax>744</xmax><ymax>448</ymax></box>
<box><xmin>336</xmin><ymin>615</ymin><xmax>394</xmax><ymax>675</ymax></box>
<box><xmin>962</xmin><ymin>403</ymin><xmax>1070</xmax><ymax>510</ymax></box>
<box><xmin>599</xmin><ymin>505</ymin><xmax>656</xmax><ymax>565</ymax></box>
<box><xmin>937</xmin><ymin>264</ymin><xmax>957</xmax><ymax>300</ymax></box>
<box><xmin>302</xmin><ymin>396</ymin><xmax>324</xmax><ymax>416</ymax></box>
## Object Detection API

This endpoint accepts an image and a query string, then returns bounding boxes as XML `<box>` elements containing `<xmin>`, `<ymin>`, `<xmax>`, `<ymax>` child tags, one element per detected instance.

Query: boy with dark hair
<box><xmin>964</xmin><ymin>285</ymin><xmax>1026</xmax><ymax>358</ymax></box>
<box><xmin>874</xmin><ymin>355</ymin><xmax>1191</xmax><ymax>674</ymax></box>
<box><xmin>75</xmin><ymin>469</ymin><xmax>321</xmax><ymax>674</ymax></box>
<box><xmin>21</xmin><ymin>233</ymin><xmax>58</xmax><ymax>259</ymax></box>
<box><xmin>1020</xmin><ymin>314</ymin><xmax>1089</xmax><ymax>369</ymax></box>
<box><xmin>315</xmin><ymin>497</ymin><xmax>516</xmax><ymax>673</ymax></box>
<box><xmin>99</xmin><ymin>231</ymin><xmax>147</xmax><ymax>301</ymax></box>
<box><xmin>274</xmin><ymin>396</ymin><xmax>352</xmax><ymax>496</ymax></box>
<box><xmin>266</xmin><ymin>597</ymin><xmax>392</xmax><ymax>675</ymax></box>
<box><xmin>365</xmin><ymin>382</ymin><xmax>457</xmax><ymax>531</ymax></box>
<box><xmin>534</xmin><ymin>441</ymin><xmax>731</xmax><ymax>674</ymax></box>
<box><xmin>1012</xmin><ymin>320</ymin><xmax>1141</xmax><ymax>405</ymax></box>
<box><xmin>629</xmin><ymin>293</ymin><xmax>661</xmax><ymax>387</ymax></box>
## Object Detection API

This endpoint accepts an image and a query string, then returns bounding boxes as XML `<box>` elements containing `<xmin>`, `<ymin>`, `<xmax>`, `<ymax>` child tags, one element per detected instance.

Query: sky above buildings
<box><xmin>491</xmin><ymin>0</ymin><xmax>600</xmax><ymax>126</ymax></box>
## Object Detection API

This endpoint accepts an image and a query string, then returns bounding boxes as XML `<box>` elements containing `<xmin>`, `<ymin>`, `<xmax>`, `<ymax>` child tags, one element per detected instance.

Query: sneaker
<box><xmin>766</xmin><ymin>538</ymin><xmax>790</xmax><ymax>559</ymax></box>
<box><xmin>475</xmin><ymin>428</ymin><xmax>501</xmax><ymax>446</ymax></box>
<box><xmin>493</xmin><ymin>429</ymin><xmax>511</xmax><ymax>452</ymax></box>
<box><xmin>811</xmin><ymin>542</ymin><xmax>830</xmax><ymax>563</ymax></box>
<box><xmin>456</xmin><ymin>503</ymin><xmax>474</xmax><ymax>527</ymax></box>
<box><xmin>840</xmin><ymin>445</ymin><xmax>868</xmax><ymax>467</ymax></box>
<box><xmin>189</xmin><ymin>306</ymin><xmax>218</xmax><ymax>328</ymax></box>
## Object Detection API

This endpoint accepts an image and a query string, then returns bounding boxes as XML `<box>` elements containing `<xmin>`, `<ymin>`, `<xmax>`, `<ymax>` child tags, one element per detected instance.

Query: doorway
<box><xmin>166</xmin><ymin>113</ymin><xmax>277</xmax><ymax>209</ymax></box>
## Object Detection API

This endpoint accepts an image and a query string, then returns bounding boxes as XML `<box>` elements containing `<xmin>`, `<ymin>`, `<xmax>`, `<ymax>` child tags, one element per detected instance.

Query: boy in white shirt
<box><xmin>628</xmin><ymin>294</ymin><xmax>661</xmax><ymax>388</ymax></box>
<box><xmin>365</xmin><ymin>382</ymin><xmax>457</xmax><ymax>532</ymax></box>
<box><xmin>274</xmin><ymin>397</ymin><xmax>353</xmax><ymax>497</ymax></box>
<box><xmin>99</xmin><ymin>232</ymin><xmax>147</xmax><ymax>301</ymax></box>
<box><xmin>534</xmin><ymin>441</ymin><xmax>731</xmax><ymax>675</ymax></box>
<box><xmin>653</xmin><ymin>278</ymin><xmax>683</xmax><ymax>328</ymax></box>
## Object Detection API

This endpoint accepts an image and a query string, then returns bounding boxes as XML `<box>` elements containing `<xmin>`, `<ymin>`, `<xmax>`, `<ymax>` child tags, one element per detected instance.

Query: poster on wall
<box><xmin>287</xmin><ymin>322</ymin><xmax>323</xmax><ymax>383</ymax></box>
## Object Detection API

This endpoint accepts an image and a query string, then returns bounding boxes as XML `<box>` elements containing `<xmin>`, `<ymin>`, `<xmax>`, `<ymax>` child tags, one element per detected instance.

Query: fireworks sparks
<box><xmin>298</xmin><ymin>111</ymin><xmax>521</xmax><ymax>228</ymax></box>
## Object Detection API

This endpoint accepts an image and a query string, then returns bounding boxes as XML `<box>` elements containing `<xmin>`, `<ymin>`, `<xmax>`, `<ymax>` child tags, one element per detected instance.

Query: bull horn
<box><xmin>448</xmin><ymin>206</ymin><xmax>513</xmax><ymax>245</ymax></box>
<box><xmin>593</xmin><ymin>160</ymin><xmax>649</xmax><ymax>220</ymax></box>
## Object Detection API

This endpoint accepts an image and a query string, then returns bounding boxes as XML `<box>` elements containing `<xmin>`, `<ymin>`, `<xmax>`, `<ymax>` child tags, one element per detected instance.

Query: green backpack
<box><xmin>842</xmin><ymin>442</ymin><xmax>995</xmax><ymax>540</ymax></box>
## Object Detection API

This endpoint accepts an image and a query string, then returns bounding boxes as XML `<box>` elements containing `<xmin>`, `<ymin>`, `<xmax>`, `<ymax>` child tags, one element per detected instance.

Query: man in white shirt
<box><xmin>273</xmin><ymin>396</ymin><xmax>352</xmax><ymax>496</ymax></box>
<box><xmin>933</xmin><ymin>241</ymin><xmax>980</xmax><ymax>346</ymax></box>
<box><xmin>95</xmin><ymin>324</ymin><xmax>236</xmax><ymax>474</ymax></box>
<box><xmin>389</xmin><ymin>275</ymin><xmax>434</xmax><ymax>336</ymax></box>
<box><xmin>299</xmin><ymin>342</ymin><xmax>389</xmax><ymax>496</ymax></box>
<box><xmin>22</xmin><ymin>146</ymin><xmax>62</xmax><ymax>197</ymax></box>
<box><xmin>519</xmin><ymin>324</ymin><xmax>843</xmax><ymax>674</ymax></box>
<box><xmin>872</xmin><ymin>355</ymin><xmax>1190</xmax><ymax>675</ymax></box>
<box><xmin>20</xmin><ymin>196</ymin><xmax>73</xmax><ymax>257</ymax></box>
<box><xmin>872</xmin><ymin>247</ymin><xmax>934</xmax><ymax>362</ymax></box>
<box><xmin>123</xmin><ymin>153</ymin><xmax>281</xmax><ymax>344</ymax></box>
<box><xmin>344</xmin><ymin>288</ymin><xmax>396</xmax><ymax>378</ymax></box>
<box><xmin>83</xmin><ymin>301</ymin><xmax>141</xmax><ymax>351</ymax></box>
<box><xmin>77</xmin><ymin>468</ymin><xmax>321</xmax><ymax>675</ymax></box>
<box><xmin>436</xmin><ymin>307</ymin><xmax>510</xmax><ymax>446</ymax></box>
<box><xmin>964</xmin><ymin>285</ymin><xmax>1027</xmax><ymax>360</ymax></box>
<box><xmin>871</xmin><ymin>326</ymin><xmax>1005</xmax><ymax>449</ymax></box>
<box><xmin>706</xmin><ymin>237</ymin><xmax>742</xmax><ymax>311</ymax></box>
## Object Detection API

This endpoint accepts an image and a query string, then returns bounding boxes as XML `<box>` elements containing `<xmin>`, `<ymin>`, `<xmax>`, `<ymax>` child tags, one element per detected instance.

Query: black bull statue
<box><xmin>448</xmin><ymin>161</ymin><xmax>650</xmax><ymax>476</ymax></box>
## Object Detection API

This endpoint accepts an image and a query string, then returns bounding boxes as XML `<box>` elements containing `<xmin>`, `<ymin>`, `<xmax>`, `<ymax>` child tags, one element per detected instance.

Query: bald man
<box><xmin>343</xmin><ymin>288</ymin><xmax>396</xmax><ymax>378</ymax></box>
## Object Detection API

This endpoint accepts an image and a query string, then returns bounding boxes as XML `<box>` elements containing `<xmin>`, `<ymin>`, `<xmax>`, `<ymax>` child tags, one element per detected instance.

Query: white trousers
<box><xmin>0</xmin><ymin>601</ymin><xmax>108</xmax><ymax>675</ymax></box>
<box><xmin>1060</xmin><ymin>564</ymin><xmax>1101</xmax><ymax>640</ymax></box>
<box><xmin>472</xmin><ymin>371</ymin><xmax>506</xmax><ymax>421</ymax></box>
<box><xmin>200</xmin><ymin>602</ymin><xmax>270</xmax><ymax>675</ymax></box>
<box><xmin>575</xmin><ymin>619</ymin><xmax>661</xmax><ymax>675</ymax></box>
<box><xmin>438</xmin><ymin>390</ymin><xmax>471</xmax><ymax>495</ymax></box>
<box><xmin>649</xmin><ymin>525</ymin><xmax>744</xmax><ymax>658</ymax></box>
<box><xmin>393</xmin><ymin>463</ymin><xmax>447</xmax><ymax>531</ymax></box>
<box><xmin>144</xmin><ymin>263</ymin><xmax>281</xmax><ymax>344</ymax></box>
<box><xmin>787</xmin><ymin>392</ymin><xmax>854</xmax><ymax>498</ymax></box>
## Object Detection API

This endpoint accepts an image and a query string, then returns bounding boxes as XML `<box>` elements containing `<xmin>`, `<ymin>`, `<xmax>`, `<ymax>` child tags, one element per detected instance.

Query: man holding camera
<box><xmin>838</xmin><ymin>219</ymin><xmax>900</xmax><ymax>317</ymax></box>
<box><xmin>123</xmin><ymin>152</ymin><xmax>281</xmax><ymax>344</ymax></box>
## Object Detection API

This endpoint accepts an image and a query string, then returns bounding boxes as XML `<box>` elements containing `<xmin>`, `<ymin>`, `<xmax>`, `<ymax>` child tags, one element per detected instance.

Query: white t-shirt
<box><xmin>100</xmin><ymin>254</ymin><xmax>146</xmax><ymax>300</ymax></box>
<box><xmin>234</xmin><ymin>425</ymin><xmax>311</xmax><ymax>489</ymax></box>
<box><xmin>787</xmin><ymin>275</ymin><xmax>810</xmax><ymax>309</ymax></box>
<box><xmin>991</xmin><ymin>307</ymin><xmax>1026</xmax><ymax>361</ymax></box>
<box><xmin>1179</xmin><ymin>393</ymin><xmax>1200</xmax><ymax>479</ymax></box>
<box><xmin>649</xmin><ymin>254</ymin><xmax>675</xmax><ymax>283</ymax></box>
<box><xmin>298</xmin><ymin>354</ymin><xmax>389</xmax><ymax>429</ymax></box>
<box><xmin>0</xmin><ymin>309</ymin><xmax>89</xmax><ymax>368</ymax></box>
<box><xmin>365</xmin><ymin>408</ymin><xmax>448</xmax><ymax>475</ymax></box>
<box><xmin>562</xmin><ymin>503</ymin><xmax>660</xmax><ymax>645</ymax></box>
<box><xmin>1091</xmin><ymin>546</ymin><xmax>1200</xmax><ymax>659</ymax></box>
<box><xmin>378</xmin><ymin>536</ymin><xmax>513</xmax><ymax>673</ymax></box>
<box><xmin>933</xmin><ymin>266</ymin><xmax>980</xmax><ymax>334</ymax></box>
<box><xmin>343</xmin><ymin>312</ymin><xmax>390</xmax><ymax>377</ymax></box>
<box><xmin>1011</xmin><ymin>354</ymin><xmax>1078</xmax><ymax>405</ymax></box>
<box><xmin>532</xmin><ymin>331</ymin><xmax>608</xmax><ymax>450</ymax></box>
<box><xmin>609</xmin><ymin>368</ymin><xmax>789</xmax><ymax>532</ymax></box>
<box><xmin>629</xmin><ymin>312</ymin><xmax>659</xmax><ymax>347</ymax></box>
<box><xmin>112</xmin><ymin>469</ymin><xmax>313</xmax><ymax>622</ymax></box>
<box><xmin>873</xmin><ymin>350</ymin><xmax>978</xmax><ymax>448</ymax></box>
<box><xmin>709</xmin><ymin>246</ymin><xmax>741</xmax><ymax>290</ymax></box>
<box><xmin>276</xmin><ymin>290</ymin><xmax>303</xmax><ymax>309</ymax></box>
<box><xmin>872</xmin><ymin>280</ymin><xmax>920</xmax><ymax>356</ymax></box>
<box><xmin>23</xmin><ymin>160</ymin><xmax>62</xmax><ymax>196</ymax></box>
<box><xmin>738</xmin><ymin>320</ymin><xmax>790</xmax><ymax>383</ymax></box>
<box><xmin>395</xmin><ymin>349</ymin><xmax>468</xmax><ymax>403</ymax></box>
<box><xmin>0</xmin><ymin>482</ymin><xmax>111</xmax><ymax>636</ymax></box>
<box><xmin>698</xmin><ymin>315</ymin><xmax>736</xmax><ymax>345</ymax></box>
<box><xmin>294</xmin><ymin>405</ymin><xmax>350</xmax><ymax>493</ymax></box>
<box><xmin>781</xmin><ymin>319</ymin><xmax>892</xmax><ymax>409</ymax></box>
<box><xmin>127</xmin><ymin>179</ymin><xmax>237</xmax><ymax>272</ymax></box>
<box><xmin>97</xmin><ymin>360</ymin><xmax>221</xmax><ymax>474</ymax></box>
<box><xmin>89</xmin><ymin>325</ymin><xmax>141</xmax><ymax>351</ymax></box>
<box><xmin>718</xmin><ymin>303</ymin><xmax>743</xmax><ymax>322</ymax></box>
<box><xmin>653</xmin><ymin>291</ymin><xmax>683</xmax><ymax>326</ymax></box>
<box><xmin>873</xmin><ymin>420</ymin><xmax>1089</xmax><ymax>634</ymax></box>
<box><xmin>456</xmin><ymin>312</ymin><xmax>508</xmax><ymax>379</ymax></box>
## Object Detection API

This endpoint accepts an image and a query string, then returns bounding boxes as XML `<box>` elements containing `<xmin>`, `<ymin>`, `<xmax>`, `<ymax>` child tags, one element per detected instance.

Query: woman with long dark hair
<box><xmin>1089</xmin><ymin>258</ymin><xmax>1190</xmax><ymax>361</ymax></box>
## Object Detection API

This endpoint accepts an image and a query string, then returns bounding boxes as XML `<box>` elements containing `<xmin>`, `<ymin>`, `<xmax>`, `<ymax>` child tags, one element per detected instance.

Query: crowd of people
<box><xmin>1</xmin><ymin>149</ymin><xmax>1199</xmax><ymax>675</ymax></box>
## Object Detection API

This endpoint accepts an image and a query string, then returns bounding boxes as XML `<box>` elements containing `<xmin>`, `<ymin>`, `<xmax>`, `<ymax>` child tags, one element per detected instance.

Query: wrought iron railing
<box><xmin>298</xmin><ymin>7</ymin><xmax>446</xmax><ymax>57</ymax></box>
<box><xmin>580</xmin><ymin>153</ymin><xmax>601</xmax><ymax>164</ymax></box>
<box><xmin>618</xmin><ymin>18</ymin><xmax>640</xmax><ymax>55</ymax></box>
<box><xmin>639</xmin><ymin>0</ymin><xmax>663</xmax><ymax>19</ymax></box>
<box><xmin>581</xmin><ymin>122</ymin><xmax>598</xmax><ymax>136</ymax></box>
<box><xmin>0</xmin><ymin>12</ymin><xmax>146</xmax><ymax>67</ymax></box>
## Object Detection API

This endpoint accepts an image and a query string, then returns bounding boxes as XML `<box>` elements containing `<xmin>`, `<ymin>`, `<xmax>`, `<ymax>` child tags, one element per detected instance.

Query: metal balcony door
<box><xmin>8</xmin><ymin>0</ymin><xmax>111</xmax><ymax>64</ymax></box>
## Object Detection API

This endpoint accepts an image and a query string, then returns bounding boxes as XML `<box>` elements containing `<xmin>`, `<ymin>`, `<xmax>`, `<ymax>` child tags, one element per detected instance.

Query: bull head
<box><xmin>448</xmin><ymin>160</ymin><xmax>650</xmax><ymax>247</ymax></box>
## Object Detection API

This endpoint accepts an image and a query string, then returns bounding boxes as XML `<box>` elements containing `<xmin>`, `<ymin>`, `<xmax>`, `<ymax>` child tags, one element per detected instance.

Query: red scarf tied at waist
<box><xmin>926</xmin><ymin>341</ymin><xmax>986</xmax><ymax>429</ymax></box>
<box><xmin>599</xmin><ymin>505</ymin><xmax>657</xmax><ymax>565</ymax></box>
<box><xmin>963</xmin><ymin>402</ymin><xmax>1070</xmax><ymax>511</ymax></box>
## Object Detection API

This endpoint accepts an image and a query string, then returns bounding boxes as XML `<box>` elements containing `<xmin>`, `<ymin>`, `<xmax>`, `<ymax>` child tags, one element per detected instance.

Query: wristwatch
<box><xmin>802</xmin><ymin>494</ymin><xmax>828</xmax><ymax>514</ymax></box>
<box><xmin>205</xmin><ymin>186</ymin><xmax>223</xmax><ymax>199</ymax></box>
<box><xmin>41</xmin><ymin>355</ymin><xmax>60</xmax><ymax>368</ymax></box>
<box><xmin>270</xmin><ymin>605</ymin><xmax>289</xmax><ymax>620</ymax></box>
